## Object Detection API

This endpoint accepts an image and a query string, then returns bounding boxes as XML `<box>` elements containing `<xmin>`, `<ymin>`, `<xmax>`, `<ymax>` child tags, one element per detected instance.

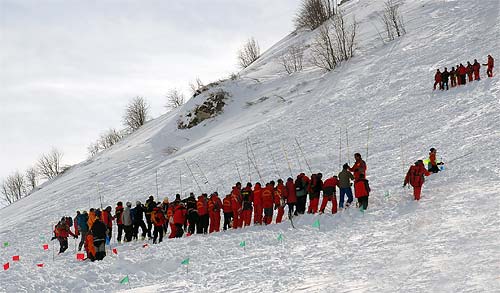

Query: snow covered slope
<box><xmin>1</xmin><ymin>0</ymin><xmax>499</xmax><ymax>291</ymax></box>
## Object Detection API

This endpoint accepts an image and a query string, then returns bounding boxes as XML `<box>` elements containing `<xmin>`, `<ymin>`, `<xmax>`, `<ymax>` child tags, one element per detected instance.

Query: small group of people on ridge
<box><xmin>433</xmin><ymin>55</ymin><xmax>494</xmax><ymax>90</ymax></box>
<box><xmin>404</xmin><ymin>147</ymin><xmax>444</xmax><ymax>201</ymax></box>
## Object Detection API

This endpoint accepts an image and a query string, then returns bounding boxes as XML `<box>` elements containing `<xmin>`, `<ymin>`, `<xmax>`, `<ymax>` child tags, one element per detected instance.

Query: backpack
<box><xmin>66</xmin><ymin>216</ymin><xmax>73</xmax><ymax>227</ymax></box>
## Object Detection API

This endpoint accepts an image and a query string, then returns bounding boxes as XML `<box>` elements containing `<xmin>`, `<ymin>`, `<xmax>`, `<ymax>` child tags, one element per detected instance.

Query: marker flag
<box><xmin>120</xmin><ymin>275</ymin><xmax>129</xmax><ymax>284</ymax></box>
<box><xmin>37</xmin><ymin>263</ymin><xmax>44</xmax><ymax>268</ymax></box>
<box><xmin>76</xmin><ymin>253</ymin><xmax>85</xmax><ymax>260</ymax></box>
<box><xmin>181</xmin><ymin>258</ymin><xmax>190</xmax><ymax>265</ymax></box>
<box><xmin>239</xmin><ymin>241</ymin><xmax>246</xmax><ymax>247</ymax></box>
<box><xmin>12</xmin><ymin>255</ymin><xmax>20</xmax><ymax>261</ymax></box>
<box><xmin>43</xmin><ymin>244</ymin><xmax>49</xmax><ymax>251</ymax></box>
<box><xmin>312</xmin><ymin>219</ymin><xmax>320</xmax><ymax>229</ymax></box>
<box><xmin>3</xmin><ymin>262</ymin><xmax>9</xmax><ymax>271</ymax></box>
<box><xmin>112</xmin><ymin>248</ymin><xmax>118</xmax><ymax>255</ymax></box>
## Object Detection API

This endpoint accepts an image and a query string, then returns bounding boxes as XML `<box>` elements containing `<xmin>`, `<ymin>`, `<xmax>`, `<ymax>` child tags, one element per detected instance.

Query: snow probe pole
<box><xmin>247</xmin><ymin>138</ymin><xmax>263</xmax><ymax>182</ymax></box>
<box><xmin>184</xmin><ymin>159</ymin><xmax>202</xmax><ymax>193</ymax></box>
<box><xmin>180</xmin><ymin>170</ymin><xmax>183</xmax><ymax>196</ymax></box>
<box><xmin>98</xmin><ymin>183</ymin><xmax>103</xmax><ymax>210</ymax></box>
<box><xmin>346</xmin><ymin>128</ymin><xmax>350</xmax><ymax>165</ymax></box>
<box><xmin>281</xmin><ymin>143</ymin><xmax>293</xmax><ymax>178</ymax></box>
<box><xmin>447</xmin><ymin>151</ymin><xmax>473</xmax><ymax>164</ymax></box>
<box><xmin>339</xmin><ymin>127</ymin><xmax>342</xmax><ymax>169</ymax></box>
<box><xmin>155</xmin><ymin>169</ymin><xmax>159</xmax><ymax>199</ymax></box>
<box><xmin>292</xmin><ymin>143</ymin><xmax>303</xmax><ymax>172</ymax></box>
<box><xmin>194</xmin><ymin>161</ymin><xmax>209</xmax><ymax>185</ymax></box>
<box><xmin>295</xmin><ymin>138</ymin><xmax>312</xmax><ymax>174</ymax></box>
<box><xmin>245</xmin><ymin>139</ymin><xmax>252</xmax><ymax>182</ymax></box>
<box><xmin>235</xmin><ymin>163</ymin><xmax>243</xmax><ymax>183</ymax></box>
<box><xmin>267</xmin><ymin>143</ymin><xmax>281</xmax><ymax>179</ymax></box>
<box><xmin>366</xmin><ymin>122</ymin><xmax>372</xmax><ymax>163</ymax></box>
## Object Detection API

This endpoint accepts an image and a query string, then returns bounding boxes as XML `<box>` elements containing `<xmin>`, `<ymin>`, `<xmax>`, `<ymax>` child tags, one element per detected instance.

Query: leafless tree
<box><xmin>123</xmin><ymin>96</ymin><xmax>150</xmax><ymax>132</ymax></box>
<box><xmin>379</xmin><ymin>0</ymin><xmax>406</xmax><ymax>41</ymax></box>
<box><xmin>37</xmin><ymin>148</ymin><xmax>63</xmax><ymax>180</ymax></box>
<box><xmin>88</xmin><ymin>142</ymin><xmax>100</xmax><ymax>157</ymax></box>
<box><xmin>1</xmin><ymin>171</ymin><xmax>26</xmax><ymax>204</ymax></box>
<box><xmin>189</xmin><ymin>78</ymin><xmax>205</xmax><ymax>97</ymax></box>
<box><xmin>310</xmin><ymin>9</ymin><xmax>357</xmax><ymax>71</ymax></box>
<box><xmin>237</xmin><ymin>37</ymin><xmax>260</xmax><ymax>69</ymax></box>
<box><xmin>99</xmin><ymin>128</ymin><xmax>124</xmax><ymax>150</ymax></box>
<box><xmin>295</xmin><ymin>0</ymin><xmax>337</xmax><ymax>30</ymax></box>
<box><xmin>281</xmin><ymin>45</ymin><xmax>305</xmax><ymax>74</ymax></box>
<box><xmin>165</xmin><ymin>89</ymin><xmax>186</xmax><ymax>111</ymax></box>
<box><xmin>25</xmin><ymin>167</ymin><xmax>37</xmax><ymax>191</ymax></box>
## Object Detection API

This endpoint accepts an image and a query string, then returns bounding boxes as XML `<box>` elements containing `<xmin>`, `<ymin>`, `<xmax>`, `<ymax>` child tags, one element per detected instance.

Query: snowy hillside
<box><xmin>1</xmin><ymin>0</ymin><xmax>500</xmax><ymax>292</ymax></box>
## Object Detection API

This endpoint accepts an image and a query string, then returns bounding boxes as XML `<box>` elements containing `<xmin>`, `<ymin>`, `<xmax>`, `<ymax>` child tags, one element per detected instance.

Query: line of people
<box><xmin>433</xmin><ymin>54</ymin><xmax>494</xmax><ymax>91</ymax></box>
<box><xmin>53</xmin><ymin>150</ymin><xmax>442</xmax><ymax>260</ymax></box>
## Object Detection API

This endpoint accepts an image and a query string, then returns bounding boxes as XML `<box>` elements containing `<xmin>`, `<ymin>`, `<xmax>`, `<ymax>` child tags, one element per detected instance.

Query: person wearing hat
<box><xmin>133</xmin><ymin>201</ymin><xmax>147</xmax><ymax>240</ymax></box>
<box><xmin>76</xmin><ymin>211</ymin><xmax>89</xmax><ymax>251</ymax></box>
<box><xmin>144</xmin><ymin>196</ymin><xmax>155</xmax><ymax>239</ymax></box>
<box><xmin>101</xmin><ymin>206</ymin><xmax>113</xmax><ymax>240</ymax></box>
<box><xmin>483</xmin><ymin>54</ymin><xmax>494</xmax><ymax>78</ymax></box>
<box><xmin>122</xmin><ymin>202</ymin><xmax>133</xmax><ymax>242</ymax></box>
<box><xmin>338</xmin><ymin>164</ymin><xmax>354</xmax><ymax>209</ymax></box>
<box><xmin>208</xmin><ymin>192</ymin><xmax>223</xmax><ymax>233</ymax></box>
<box><xmin>428</xmin><ymin>148</ymin><xmax>444</xmax><ymax>173</ymax></box>
<box><xmin>114</xmin><ymin>202</ymin><xmax>124</xmax><ymax>243</ymax></box>
<box><xmin>404</xmin><ymin>160</ymin><xmax>431</xmax><ymax>201</ymax></box>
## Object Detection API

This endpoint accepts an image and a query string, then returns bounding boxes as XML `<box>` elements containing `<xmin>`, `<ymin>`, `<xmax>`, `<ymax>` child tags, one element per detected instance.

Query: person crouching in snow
<box><xmin>320</xmin><ymin>175</ymin><xmax>339</xmax><ymax>214</ymax></box>
<box><xmin>404</xmin><ymin>160</ymin><xmax>431</xmax><ymax>201</ymax></box>
<box><xmin>54</xmin><ymin>217</ymin><xmax>77</xmax><ymax>253</ymax></box>
<box><xmin>354</xmin><ymin>173</ymin><xmax>370</xmax><ymax>211</ymax></box>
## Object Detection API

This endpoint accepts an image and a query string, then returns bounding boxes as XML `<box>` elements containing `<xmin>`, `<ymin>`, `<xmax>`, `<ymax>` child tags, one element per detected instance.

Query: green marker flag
<box><xmin>384</xmin><ymin>191</ymin><xmax>390</xmax><ymax>197</ymax></box>
<box><xmin>181</xmin><ymin>258</ymin><xmax>190</xmax><ymax>265</ymax></box>
<box><xmin>119</xmin><ymin>275</ymin><xmax>129</xmax><ymax>284</ymax></box>
<box><xmin>277</xmin><ymin>234</ymin><xmax>283</xmax><ymax>242</ymax></box>
<box><xmin>312</xmin><ymin>219</ymin><xmax>320</xmax><ymax>229</ymax></box>
<box><xmin>3</xmin><ymin>242</ymin><xmax>9</xmax><ymax>248</ymax></box>
<box><xmin>239</xmin><ymin>241</ymin><xmax>246</xmax><ymax>247</ymax></box>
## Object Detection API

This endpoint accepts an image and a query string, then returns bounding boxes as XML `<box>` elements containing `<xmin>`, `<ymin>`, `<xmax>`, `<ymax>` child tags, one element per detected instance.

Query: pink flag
<box><xmin>43</xmin><ymin>244</ymin><xmax>49</xmax><ymax>251</ymax></box>
<box><xmin>3</xmin><ymin>262</ymin><xmax>9</xmax><ymax>271</ymax></box>
<box><xmin>12</xmin><ymin>255</ymin><xmax>20</xmax><ymax>261</ymax></box>
<box><xmin>112</xmin><ymin>248</ymin><xmax>118</xmax><ymax>255</ymax></box>
<box><xmin>76</xmin><ymin>253</ymin><xmax>85</xmax><ymax>260</ymax></box>
<box><xmin>36</xmin><ymin>263</ymin><xmax>44</xmax><ymax>268</ymax></box>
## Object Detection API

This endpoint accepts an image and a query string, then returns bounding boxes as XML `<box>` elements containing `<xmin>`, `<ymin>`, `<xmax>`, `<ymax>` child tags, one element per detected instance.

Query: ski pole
<box><xmin>155</xmin><ymin>169</ymin><xmax>159</xmax><ymax>199</ymax></box>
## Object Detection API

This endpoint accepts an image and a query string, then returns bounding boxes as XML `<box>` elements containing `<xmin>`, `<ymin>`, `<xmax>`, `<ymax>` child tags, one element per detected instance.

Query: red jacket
<box><xmin>101</xmin><ymin>210</ymin><xmax>113</xmax><ymax>228</ymax></box>
<box><xmin>404</xmin><ymin>163</ymin><xmax>431</xmax><ymax>188</ymax></box>
<box><xmin>231</xmin><ymin>186</ymin><xmax>242</xmax><ymax>211</ymax></box>
<box><xmin>458</xmin><ymin>65</ymin><xmax>467</xmax><ymax>75</ymax></box>
<box><xmin>253</xmin><ymin>183</ymin><xmax>263</xmax><ymax>206</ymax></box>
<box><xmin>222</xmin><ymin>196</ymin><xmax>232</xmax><ymax>213</ymax></box>
<box><xmin>472</xmin><ymin>61</ymin><xmax>480</xmax><ymax>73</ymax></box>
<box><xmin>487</xmin><ymin>56</ymin><xmax>494</xmax><ymax>69</ymax></box>
<box><xmin>54</xmin><ymin>222</ymin><xmax>76</xmax><ymax>238</ymax></box>
<box><xmin>323</xmin><ymin>177</ymin><xmax>339</xmax><ymax>188</ymax></box>
<box><xmin>115</xmin><ymin>206</ymin><xmax>124</xmax><ymax>225</ymax></box>
<box><xmin>173</xmin><ymin>204</ymin><xmax>187</xmax><ymax>225</ymax></box>
<box><xmin>434</xmin><ymin>72</ymin><xmax>442</xmax><ymax>82</ymax></box>
<box><xmin>151</xmin><ymin>208</ymin><xmax>166</xmax><ymax>227</ymax></box>
<box><xmin>275</xmin><ymin>183</ymin><xmax>285</xmax><ymax>206</ymax></box>
<box><xmin>209</xmin><ymin>194</ymin><xmax>222</xmax><ymax>213</ymax></box>
<box><xmin>349</xmin><ymin>159</ymin><xmax>367</xmax><ymax>180</ymax></box>
<box><xmin>284</xmin><ymin>179</ymin><xmax>297</xmax><ymax>204</ymax></box>
<box><xmin>354</xmin><ymin>179</ymin><xmax>370</xmax><ymax>198</ymax></box>
<box><xmin>262</xmin><ymin>185</ymin><xmax>274</xmax><ymax>209</ymax></box>
<box><xmin>197</xmin><ymin>196</ymin><xmax>208</xmax><ymax>216</ymax></box>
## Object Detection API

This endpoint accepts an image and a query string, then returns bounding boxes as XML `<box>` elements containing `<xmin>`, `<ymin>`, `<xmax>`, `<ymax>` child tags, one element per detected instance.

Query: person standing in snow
<box><xmin>354</xmin><ymin>173</ymin><xmax>370</xmax><ymax>211</ymax></box>
<box><xmin>294</xmin><ymin>173</ymin><xmax>309</xmax><ymax>215</ymax></box>
<box><xmin>76</xmin><ymin>211</ymin><xmax>89</xmax><ymax>251</ymax></box>
<box><xmin>433</xmin><ymin>69</ymin><xmax>442</xmax><ymax>90</ymax></box>
<box><xmin>174</xmin><ymin>202</ymin><xmax>187</xmax><ymax>238</ymax></box>
<box><xmin>241</xmin><ymin>183</ymin><xmax>253</xmax><ymax>227</ymax></box>
<box><xmin>252</xmin><ymin>182</ymin><xmax>263</xmax><ymax>225</ymax></box>
<box><xmin>222</xmin><ymin>193</ymin><xmax>233</xmax><ymax>230</ymax></box>
<box><xmin>90</xmin><ymin>216</ymin><xmax>107</xmax><ymax>261</ymax></box>
<box><xmin>472</xmin><ymin>59</ymin><xmax>481</xmax><ymax>80</ymax></box>
<box><xmin>466</xmin><ymin>61</ymin><xmax>474</xmax><ymax>82</ymax></box>
<box><xmin>274</xmin><ymin>179</ymin><xmax>286</xmax><ymax>223</ymax></box>
<box><xmin>457</xmin><ymin>63</ymin><xmax>467</xmax><ymax>85</ymax></box>
<box><xmin>349</xmin><ymin>153</ymin><xmax>367</xmax><ymax>180</ymax></box>
<box><xmin>144</xmin><ymin>195</ymin><xmax>155</xmax><ymax>239</ymax></box>
<box><xmin>483</xmin><ymin>54</ymin><xmax>494</xmax><ymax>77</ymax></box>
<box><xmin>231</xmin><ymin>182</ymin><xmax>243</xmax><ymax>229</ymax></box>
<box><xmin>197</xmin><ymin>193</ymin><xmax>209</xmax><ymax>234</ymax></box>
<box><xmin>151</xmin><ymin>206</ymin><xmax>166</xmax><ymax>243</ymax></box>
<box><xmin>114</xmin><ymin>202</ymin><xmax>124</xmax><ymax>243</ymax></box>
<box><xmin>320</xmin><ymin>175</ymin><xmax>339</xmax><ymax>214</ymax></box>
<box><xmin>133</xmin><ymin>201</ymin><xmax>147</xmax><ymax>240</ymax></box>
<box><xmin>101</xmin><ymin>206</ymin><xmax>113</xmax><ymax>240</ymax></box>
<box><xmin>441</xmin><ymin>67</ymin><xmax>450</xmax><ymax>90</ymax></box>
<box><xmin>184</xmin><ymin>192</ymin><xmax>199</xmax><ymax>235</ymax></box>
<box><xmin>54</xmin><ymin>217</ymin><xmax>77</xmax><ymax>253</ymax></box>
<box><xmin>284</xmin><ymin>177</ymin><xmax>297</xmax><ymax>218</ymax></box>
<box><xmin>208</xmin><ymin>192</ymin><xmax>222</xmax><ymax>233</ymax></box>
<box><xmin>450</xmin><ymin>67</ymin><xmax>457</xmax><ymax>87</ymax></box>
<box><xmin>338</xmin><ymin>164</ymin><xmax>355</xmax><ymax>209</ymax></box>
<box><xmin>262</xmin><ymin>182</ymin><xmax>275</xmax><ymax>225</ymax></box>
<box><xmin>122</xmin><ymin>202</ymin><xmax>134</xmax><ymax>242</ymax></box>
<box><xmin>307</xmin><ymin>173</ymin><xmax>322</xmax><ymax>214</ymax></box>
<box><xmin>404</xmin><ymin>160</ymin><xmax>431</xmax><ymax>201</ymax></box>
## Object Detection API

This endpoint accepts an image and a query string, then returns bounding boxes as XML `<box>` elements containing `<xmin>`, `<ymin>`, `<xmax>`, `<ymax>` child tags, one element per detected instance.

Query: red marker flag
<box><xmin>43</xmin><ymin>244</ymin><xmax>49</xmax><ymax>251</ymax></box>
<box><xmin>112</xmin><ymin>248</ymin><xmax>118</xmax><ymax>255</ymax></box>
<box><xmin>3</xmin><ymin>262</ymin><xmax>9</xmax><ymax>271</ymax></box>
<box><xmin>12</xmin><ymin>255</ymin><xmax>20</xmax><ymax>261</ymax></box>
<box><xmin>142</xmin><ymin>243</ymin><xmax>149</xmax><ymax>248</ymax></box>
<box><xmin>76</xmin><ymin>253</ymin><xmax>85</xmax><ymax>260</ymax></box>
<box><xmin>36</xmin><ymin>263</ymin><xmax>44</xmax><ymax>268</ymax></box>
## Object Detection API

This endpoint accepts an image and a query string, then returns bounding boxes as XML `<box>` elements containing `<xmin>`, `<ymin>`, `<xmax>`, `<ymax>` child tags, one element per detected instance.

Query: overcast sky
<box><xmin>0</xmin><ymin>0</ymin><xmax>302</xmax><ymax>180</ymax></box>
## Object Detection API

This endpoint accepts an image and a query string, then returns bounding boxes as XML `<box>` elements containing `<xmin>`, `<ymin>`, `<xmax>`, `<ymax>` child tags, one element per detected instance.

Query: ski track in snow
<box><xmin>1</xmin><ymin>0</ymin><xmax>500</xmax><ymax>292</ymax></box>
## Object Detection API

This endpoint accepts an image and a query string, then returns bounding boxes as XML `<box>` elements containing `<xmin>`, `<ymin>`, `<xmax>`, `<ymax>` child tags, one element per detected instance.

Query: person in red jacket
<box><xmin>450</xmin><ymin>67</ymin><xmax>457</xmax><ymax>87</ymax></box>
<box><xmin>101</xmin><ymin>206</ymin><xmax>113</xmax><ymax>240</ymax></box>
<box><xmin>284</xmin><ymin>177</ymin><xmax>297</xmax><ymax>218</ymax></box>
<box><xmin>354</xmin><ymin>173</ymin><xmax>370</xmax><ymax>211</ymax></box>
<box><xmin>466</xmin><ymin>61</ymin><xmax>474</xmax><ymax>82</ymax></box>
<box><xmin>167</xmin><ymin>201</ymin><xmax>176</xmax><ymax>238</ymax></box>
<box><xmin>307</xmin><ymin>173</ymin><xmax>322</xmax><ymax>214</ymax></box>
<box><xmin>231</xmin><ymin>182</ymin><xmax>243</xmax><ymax>229</ymax></box>
<box><xmin>253</xmin><ymin>183</ymin><xmax>263</xmax><ymax>225</ymax></box>
<box><xmin>433</xmin><ymin>69</ymin><xmax>442</xmax><ymax>90</ymax></box>
<box><xmin>472</xmin><ymin>59</ymin><xmax>481</xmax><ymax>80</ymax></box>
<box><xmin>320</xmin><ymin>175</ymin><xmax>339</xmax><ymax>214</ymax></box>
<box><xmin>241</xmin><ymin>183</ymin><xmax>253</xmax><ymax>227</ymax></box>
<box><xmin>173</xmin><ymin>202</ymin><xmax>187</xmax><ymax>238</ymax></box>
<box><xmin>54</xmin><ymin>218</ymin><xmax>77</xmax><ymax>253</ymax></box>
<box><xmin>427</xmin><ymin>147</ymin><xmax>444</xmax><ymax>173</ymax></box>
<box><xmin>151</xmin><ymin>206</ymin><xmax>166</xmax><ymax>243</ymax></box>
<box><xmin>114</xmin><ymin>202</ymin><xmax>124</xmax><ymax>243</ymax></box>
<box><xmin>222</xmin><ymin>194</ymin><xmax>233</xmax><ymax>230</ymax></box>
<box><xmin>262</xmin><ymin>182</ymin><xmax>275</xmax><ymax>225</ymax></box>
<box><xmin>197</xmin><ymin>194</ymin><xmax>209</xmax><ymax>234</ymax></box>
<box><xmin>275</xmin><ymin>179</ymin><xmax>286</xmax><ymax>223</ymax></box>
<box><xmin>483</xmin><ymin>54</ymin><xmax>494</xmax><ymax>77</ymax></box>
<box><xmin>404</xmin><ymin>160</ymin><xmax>431</xmax><ymax>200</ymax></box>
<box><xmin>349</xmin><ymin>153</ymin><xmax>367</xmax><ymax>180</ymax></box>
<box><xmin>208</xmin><ymin>192</ymin><xmax>222</xmax><ymax>233</ymax></box>
<box><xmin>457</xmin><ymin>63</ymin><xmax>467</xmax><ymax>85</ymax></box>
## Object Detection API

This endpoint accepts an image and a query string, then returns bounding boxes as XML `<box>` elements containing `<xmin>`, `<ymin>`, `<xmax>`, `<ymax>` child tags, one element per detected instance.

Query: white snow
<box><xmin>1</xmin><ymin>0</ymin><xmax>500</xmax><ymax>292</ymax></box>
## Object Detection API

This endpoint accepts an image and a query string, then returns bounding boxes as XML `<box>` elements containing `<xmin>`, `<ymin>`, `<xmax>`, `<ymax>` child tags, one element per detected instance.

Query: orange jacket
<box><xmin>231</xmin><ymin>186</ymin><xmax>242</xmax><ymax>211</ymax></box>
<box><xmin>349</xmin><ymin>159</ymin><xmax>367</xmax><ymax>180</ymax></box>
<box><xmin>173</xmin><ymin>204</ymin><xmax>187</xmax><ymax>225</ymax></box>
<box><xmin>354</xmin><ymin>179</ymin><xmax>370</xmax><ymax>198</ymax></box>
<box><xmin>262</xmin><ymin>185</ymin><xmax>275</xmax><ymax>209</ymax></box>
<box><xmin>222</xmin><ymin>196</ymin><xmax>232</xmax><ymax>213</ymax></box>
<box><xmin>429</xmin><ymin>152</ymin><xmax>437</xmax><ymax>167</ymax></box>
<box><xmin>87</xmin><ymin>211</ymin><xmax>97</xmax><ymax>229</ymax></box>
<box><xmin>275</xmin><ymin>183</ymin><xmax>285</xmax><ymax>206</ymax></box>
<box><xmin>404</xmin><ymin>163</ymin><xmax>431</xmax><ymax>188</ymax></box>
<box><xmin>253</xmin><ymin>183</ymin><xmax>262</xmax><ymax>206</ymax></box>
<box><xmin>197</xmin><ymin>196</ymin><xmax>208</xmax><ymax>216</ymax></box>
<box><xmin>208</xmin><ymin>194</ymin><xmax>222</xmax><ymax>213</ymax></box>
<box><xmin>151</xmin><ymin>208</ymin><xmax>166</xmax><ymax>227</ymax></box>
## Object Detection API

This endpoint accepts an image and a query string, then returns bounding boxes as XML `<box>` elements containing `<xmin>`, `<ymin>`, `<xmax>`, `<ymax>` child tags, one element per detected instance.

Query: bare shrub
<box><xmin>88</xmin><ymin>142</ymin><xmax>100</xmax><ymax>157</ymax></box>
<box><xmin>310</xmin><ymin>9</ymin><xmax>357</xmax><ymax>71</ymax></box>
<box><xmin>190</xmin><ymin>78</ymin><xmax>205</xmax><ymax>97</ymax></box>
<box><xmin>99</xmin><ymin>128</ymin><xmax>124</xmax><ymax>150</ymax></box>
<box><xmin>37</xmin><ymin>148</ymin><xmax>63</xmax><ymax>180</ymax></box>
<box><xmin>1</xmin><ymin>171</ymin><xmax>26</xmax><ymax>204</ymax></box>
<box><xmin>295</xmin><ymin>0</ymin><xmax>337</xmax><ymax>30</ymax></box>
<box><xmin>237</xmin><ymin>38</ymin><xmax>260</xmax><ymax>69</ymax></box>
<box><xmin>25</xmin><ymin>167</ymin><xmax>37</xmax><ymax>191</ymax></box>
<box><xmin>165</xmin><ymin>89</ymin><xmax>186</xmax><ymax>111</ymax></box>
<box><xmin>379</xmin><ymin>0</ymin><xmax>406</xmax><ymax>41</ymax></box>
<box><xmin>123</xmin><ymin>96</ymin><xmax>150</xmax><ymax>132</ymax></box>
<box><xmin>281</xmin><ymin>45</ymin><xmax>305</xmax><ymax>74</ymax></box>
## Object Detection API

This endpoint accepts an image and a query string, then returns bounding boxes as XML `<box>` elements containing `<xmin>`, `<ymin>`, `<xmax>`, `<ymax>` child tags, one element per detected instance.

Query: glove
<box><xmin>50</xmin><ymin>236</ymin><xmax>56</xmax><ymax>241</ymax></box>
<box><xmin>73</xmin><ymin>235</ymin><xmax>78</xmax><ymax>239</ymax></box>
